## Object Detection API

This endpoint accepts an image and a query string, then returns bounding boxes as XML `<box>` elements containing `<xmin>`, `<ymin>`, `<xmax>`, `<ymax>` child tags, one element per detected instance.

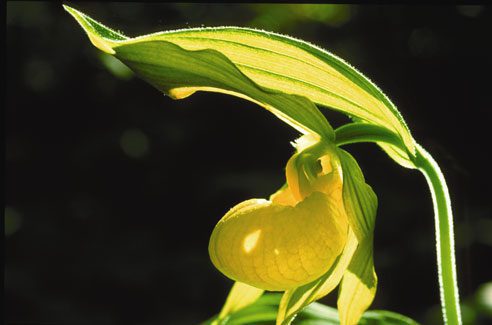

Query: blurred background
<box><xmin>6</xmin><ymin>2</ymin><xmax>492</xmax><ymax>324</ymax></box>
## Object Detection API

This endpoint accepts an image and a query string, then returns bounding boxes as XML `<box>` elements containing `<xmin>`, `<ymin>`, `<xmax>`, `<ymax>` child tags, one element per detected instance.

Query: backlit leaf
<box><xmin>216</xmin><ymin>281</ymin><xmax>264</xmax><ymax>324</ymax></box>
<box><xmin>64</xmin><ymin>5</ymin><xmax>416</xmax><ymax>167</ymax></box>
<box><xmin>64</xmin><ymin>5</ymin><xmax>333</xmax><ymax>140</ymax></box>
<box><xmin>204</xmin><ymin>293</ymin><xmax>419</xmax><ymax>325</ymax></box>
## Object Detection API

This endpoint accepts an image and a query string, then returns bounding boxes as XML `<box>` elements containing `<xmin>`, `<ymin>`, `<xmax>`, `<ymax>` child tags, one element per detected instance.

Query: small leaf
<box><xmin>203</xmin><ymin>294</ymin><xmax>282</xmax><ymax>325</ymax></box>
<box><xmin>362</xmin><ymin>310</ymin><xmax>420</xmax><ymax>325</ymax></box>
<box><xmin>205</xmin><ymin>293</ymin><xmax>420</xmax><ymax>325</ymax></box>
<box><xmin>216</xmin><ymin>281</ymin><xmax>264</xmax><ymax>323</ymax></box>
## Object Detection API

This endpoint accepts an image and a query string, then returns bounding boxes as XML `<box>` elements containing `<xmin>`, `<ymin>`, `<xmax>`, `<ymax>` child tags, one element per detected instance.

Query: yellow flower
<box><xmin>209</xmin><ymin>135</ymin><xmax>378</xmax><ymax>324</ymax></box>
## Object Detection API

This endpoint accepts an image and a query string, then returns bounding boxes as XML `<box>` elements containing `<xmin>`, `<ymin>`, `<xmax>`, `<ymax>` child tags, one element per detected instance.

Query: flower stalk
<box><xmin>414</xmin><ymin>145</ymin><xmax>462</xmax><ymax>325</ymax></box>
<box><xmin>335</xmin><ymin>125</ymin><xmax>462</xmax><ymax>324</ymax></box>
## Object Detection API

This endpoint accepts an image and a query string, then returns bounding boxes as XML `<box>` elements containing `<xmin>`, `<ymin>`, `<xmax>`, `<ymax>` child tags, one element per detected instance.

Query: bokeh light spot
<box><xmin>5</xmin><ymin>206</ymin><xmax>23</xmax><ymax>236</ymax></box>
<box><xmin>249</xmin><ymin>4</ymin><xmax>352</xmax><ymax>31</ymax></box>
<box><xmin>120</xmin><ymin>128</ymin><xmax>150</xmax><ymax>159</ymax></box>
<box><xmin>23</xmin><ymin>58</ymin><xmax>56</xmax><ymax>92</ymax></box>
<box><xmin>475</xmin><ymin>218</ymin><xmax>492</xmax><ymax>246</ymax></box>
<box><xmin>408</xmin><ymin>28</ymin><xmax>438</xmax><ymax>58</ymax></box>
<box><xmin>456</xmin><ymin>6</ymin><xmax>484</xmax><ymax>18</ymax></box>
<box><xmin>476</xmin><ymin>282</ymin><xmax>492</xmax><ymax>316</ymax></box>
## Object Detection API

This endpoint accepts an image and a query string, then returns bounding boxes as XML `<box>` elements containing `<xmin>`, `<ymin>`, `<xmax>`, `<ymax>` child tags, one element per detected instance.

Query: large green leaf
<box><xmin>63</xmin><ymin>5</ymin><xmax>416</xmax><ymax>167</ymax></box>
<box><xmin>64</xmin><ymin>5</ymin><xmax>333</xmax><ymax>140</ymax></box>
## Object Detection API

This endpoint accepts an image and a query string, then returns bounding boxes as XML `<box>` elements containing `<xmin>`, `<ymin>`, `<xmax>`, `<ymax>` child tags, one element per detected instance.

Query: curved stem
<box><xmin>414</xmin><ymin>144</ymin><xmax>461</xmax><ymax>324</ymax></box>
<box><xmin>333</xmin><ymin>125</ymin><xmax>462</xmax><ymax>324</ymax></box>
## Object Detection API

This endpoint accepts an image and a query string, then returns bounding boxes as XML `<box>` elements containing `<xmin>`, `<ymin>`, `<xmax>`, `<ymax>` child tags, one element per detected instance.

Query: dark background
<box><xmin>6</xmin><ymin>3</ymin><xmax>492</xmax><ymax>324</ymax></box>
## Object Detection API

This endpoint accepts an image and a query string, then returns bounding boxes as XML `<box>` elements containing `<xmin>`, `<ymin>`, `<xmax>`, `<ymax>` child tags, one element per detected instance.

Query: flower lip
<box><xmin>208</xmin><ymin>191</ymin><xmax>348</xmax><ymax>291</ymax></box>
<box><xmin>209</xmin><ymin>139</ymin><xmax>348</xmax><ymax>291</ymax></box>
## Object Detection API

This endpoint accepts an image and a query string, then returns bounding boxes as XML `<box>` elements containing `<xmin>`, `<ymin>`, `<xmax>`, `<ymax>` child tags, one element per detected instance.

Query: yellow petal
<box><xmin>337</xmin><ymin>239</ymin><xmax>377</xmax><ymax>325</ymax></box>
<box><xmin>209</xmin><ymin>192</ymin><xmax>348</xmax><ymax>291</ymax></box>
<box><xmin>285</xmin><ymin>142</ymin><xmax>341</xmax><ymax>201</ymax></box>
<box><xmin>313</xmin><ymin>229</ymin><xmax>359</xmax><ymax>301</ymax></box>
<box><xmin>269</xmin><ymin>183</ymin><xmax>297</xmax><ymax>207</ymax></box>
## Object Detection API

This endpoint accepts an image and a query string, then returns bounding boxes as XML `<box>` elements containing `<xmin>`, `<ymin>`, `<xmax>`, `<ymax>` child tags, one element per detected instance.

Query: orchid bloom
<box><xmin>209</xmin><ymin>134</ymin><xmax>378</xmax><ymax>325</ymax></box>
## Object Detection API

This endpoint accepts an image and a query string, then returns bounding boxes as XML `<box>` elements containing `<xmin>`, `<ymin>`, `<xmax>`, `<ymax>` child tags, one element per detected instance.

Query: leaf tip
<box><xmin>63</xmin><ymin>4</ymin><xmax>116</xmax><ymax>55</ymax></box>
<box><xmin>88</xmin><ymin>34</ymin><xmax>116</xmax><ymax>55</ymax></box>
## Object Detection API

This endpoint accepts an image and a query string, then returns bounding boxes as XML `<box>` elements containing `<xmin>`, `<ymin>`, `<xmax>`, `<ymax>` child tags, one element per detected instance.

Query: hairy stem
<box><xmin>414</xmin><ymin>144</ymin><xmax>461</xmax><ymax>325</ymax></box>
<box><xmin>334</xmin><ymin>125</ymin><xmax>462</xmax><ymax>324</ymax></box>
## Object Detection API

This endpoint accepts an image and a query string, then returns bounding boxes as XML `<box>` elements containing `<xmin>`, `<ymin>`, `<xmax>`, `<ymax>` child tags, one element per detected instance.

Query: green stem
<box><xmin>334</xmin><ymin>124</ymin><xmax>462</xmax><ymax>324</ymax></box>
<box><xmin>414</xmin><ymin>144</ymin><xmax>461</xmax><ymax>325</ymax></box>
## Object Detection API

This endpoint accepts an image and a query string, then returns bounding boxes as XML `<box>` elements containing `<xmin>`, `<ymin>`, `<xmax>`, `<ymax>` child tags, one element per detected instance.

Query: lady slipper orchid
<box><xmin>209</xmin><ymin>137</ymin><xmax>346</xmax><ymax>290</ymax></box>
<box><xmin>209</xmin><ymin>134</ymin><xmax>378</xmax><ymax>325</ymax></box>
<box><xmin>65</xmin><ymin>5</ymin><xmax>462</xmax><ymax>324</ymax></box>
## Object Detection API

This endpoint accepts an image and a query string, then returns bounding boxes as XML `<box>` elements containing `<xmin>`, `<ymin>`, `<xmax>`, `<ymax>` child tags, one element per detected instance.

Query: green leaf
<box><xmin>216</xmin><ymin>281</ymin><xmax>264</xmax><ymax>323</ymax></box>
<box><xmin>203</xmin><ymin>294</ymin><xmax>281</xmax><ymax>325</ymax></box>
<box><xmin>63</xmin><ymin>4</ymin><xmax>416</xmax><ymax>167</ymax></box>
<box><xmin>361</xmin><ymin>310</ymin><xmax>420</xmax><ymax>325</ymax></box>
<box><xmin>64</xmin><ymin>5</ymin><xmax>333</xmax><ymax>141</ymax></box>
<box><xmin>204</xmin><ymin>293</ymin><xmax>419</xmax><ymax>325</ymax></box>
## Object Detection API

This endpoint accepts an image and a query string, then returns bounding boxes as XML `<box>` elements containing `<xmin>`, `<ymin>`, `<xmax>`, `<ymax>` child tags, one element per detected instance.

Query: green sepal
<box><xmin>337</xmin><ymin>237</ymin><xmax>377</xmax><ymax>325</ymax></box>
<box><xmin>337</xmin><ymin>148</ymin><xmax>377</xmax><ymax>241</ymax></box>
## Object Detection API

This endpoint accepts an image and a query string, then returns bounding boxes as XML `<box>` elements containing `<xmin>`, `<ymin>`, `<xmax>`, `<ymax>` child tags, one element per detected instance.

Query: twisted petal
<box><xmin>209</xmin><ymin>191</ymin><xmax>348</xmax><ymax>291</ymax></box>
<box><xmin>336</xmin><ymin>149</ymin><xmax>378</xmax><ymax>325</ymax></box>
<box><xmin>337</xmin><ymin>238</ymin><xmax>377</xmax><ymax>325</ymax></box>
